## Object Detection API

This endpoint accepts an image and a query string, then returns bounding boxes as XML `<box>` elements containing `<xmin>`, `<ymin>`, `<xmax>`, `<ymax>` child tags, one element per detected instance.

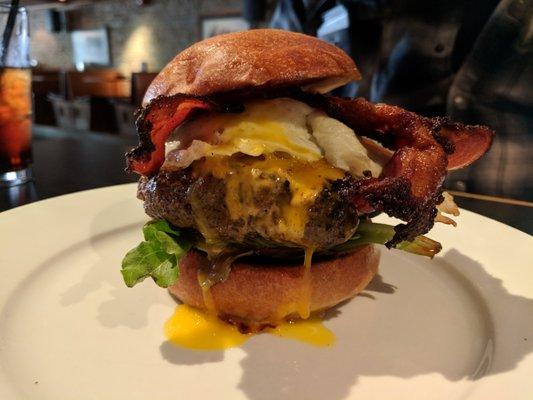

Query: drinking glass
<box><xmin>0</xmin><ymin>5</ymin><xmax>31</xmax><ymax>186</ymax></box>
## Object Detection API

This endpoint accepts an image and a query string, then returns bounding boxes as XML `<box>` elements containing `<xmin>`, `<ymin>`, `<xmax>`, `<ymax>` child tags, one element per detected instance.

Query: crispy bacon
<box><xmin>301</xmin><ymin>95</ymin><xmax>492</xmax><ymax>244</ymax></box>
<box><xmin>127</xmin><ymin>90</ymin><xmax>493</xmax><ymax>246</ymax></box>
<box><xmin>126</xmin><ymin>95</ymin><xmax>218</xmax><ymax>176</ymax></box>
<box><xmin>300</xmin><ymin>95</ymin><xmax>450</xmax><ymax>244</ymax></box>
<box><xmin>429</xmin><ymin>118</ymin><xmax>494</xmax><ymax>169</ymax></box>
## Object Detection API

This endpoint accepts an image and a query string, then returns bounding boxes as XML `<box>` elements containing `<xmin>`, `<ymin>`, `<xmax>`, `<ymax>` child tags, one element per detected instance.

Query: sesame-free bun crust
<box><xmin>143</xmin><ymin>29</ymin><xmax>360</xmax><ymax>105</ymax></box>
<box><xmin>168</xmin><ymin>245</ymin><xmax>379</xmax><ymax>326</ymax></box>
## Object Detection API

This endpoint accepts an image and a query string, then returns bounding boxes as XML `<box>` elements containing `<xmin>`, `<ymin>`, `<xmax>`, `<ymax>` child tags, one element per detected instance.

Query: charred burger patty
<box><xmin>138</xmin><ymin>156</ymin><xmax>359</xmax><ymax>250</ymax></box>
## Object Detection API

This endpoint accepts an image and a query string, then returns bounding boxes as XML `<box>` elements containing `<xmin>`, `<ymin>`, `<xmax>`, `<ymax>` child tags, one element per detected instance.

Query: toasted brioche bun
<box><xmin>143</xmin><ymin>29</ymin><xmax>360</xmax><ymax>105</ymax></box>
<box><xmin>168</xmin><ymin>245</ymin><xmax>379</xmax><ymax>327</ymax></box>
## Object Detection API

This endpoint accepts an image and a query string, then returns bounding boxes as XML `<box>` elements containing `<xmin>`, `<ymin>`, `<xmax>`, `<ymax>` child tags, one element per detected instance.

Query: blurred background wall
<box><xmin>29</xmin><ymin>0</ymin><xmax>241</xmax><ymax>75</ymax></box>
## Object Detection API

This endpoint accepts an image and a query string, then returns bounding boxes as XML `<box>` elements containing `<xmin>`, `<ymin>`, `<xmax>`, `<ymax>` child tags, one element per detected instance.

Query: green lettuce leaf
<box><xmin>121</xmin><ymin>220</ymin><xmax>193</xmax><ymax>288</ymax></box>
<box><xmin>330</xmin><ymin>220</ymin><xmax>442</xmax><ymax>258</ymax></box>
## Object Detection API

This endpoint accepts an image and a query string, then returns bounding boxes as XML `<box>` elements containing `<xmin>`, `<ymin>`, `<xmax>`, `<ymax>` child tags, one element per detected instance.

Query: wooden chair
<box><xmin>48</xmin><ymin>94</ymin><xmax>91</xmax><ymax>131</ymax></box>
<box><xmin>131</xmin><ymin>72</ymin><xmax>157</xmax><ymax>106</ymax></box>
<box><xmin>61</xmin><ymin>69</ymin><xmax>129</xmax><ymax>132</ymax></box>
<box><xmin>113</xmin><ymin>72</ymin><xmax>158</xmax><ymax>135</ymax></box>
<box><xmin>65</xmin><ymin>69</ymin><xmax>129</xmax><ymax>100</ymax></box>
<box><xmin>32</xmin><ymin>70</ymin><xmax>62</xmax><ymax>125</ymax></box>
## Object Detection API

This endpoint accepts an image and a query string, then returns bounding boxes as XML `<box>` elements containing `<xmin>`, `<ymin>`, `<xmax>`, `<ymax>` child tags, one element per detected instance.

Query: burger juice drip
<box><xmin>197</xmin><ymin>270</ymin><xmax>217</xmax><ymax>314</ymax></box>
<box><xmin>196</xmin><ymin>248</ymin><xmax>255</xmax><ymax>315</ymax></box>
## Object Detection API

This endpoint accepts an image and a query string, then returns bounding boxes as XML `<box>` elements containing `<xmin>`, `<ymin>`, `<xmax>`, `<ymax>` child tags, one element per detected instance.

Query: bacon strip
<box><xmin>126</xmin><ymin>95</ymin><xmax>216</xmax><ymax>175</ymax></box>
<box><xmin>302</xmin><ymin>95</ymin><xmax>448</xmax><ymax>244</ymax></box>
<box><xmin>353</xmin><ymin>118</ymin><xmax>494</xmax><ymax>171</ymax></box>
<box><xmin>429</xmin><ymin>118</ymin><xmax>494</xmax><ymax>169</ymax></box>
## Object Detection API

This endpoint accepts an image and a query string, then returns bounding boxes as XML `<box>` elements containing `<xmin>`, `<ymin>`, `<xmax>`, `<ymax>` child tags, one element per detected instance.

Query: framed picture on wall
<box><xmin>71</xmin><ymin>28</ymin><xmax>111</xmax><ymax>69</ymax></box>
<box><xmin>199</xmin><ymin>13</ymin><xmax>249</xmax><ymax>39</ymax></box>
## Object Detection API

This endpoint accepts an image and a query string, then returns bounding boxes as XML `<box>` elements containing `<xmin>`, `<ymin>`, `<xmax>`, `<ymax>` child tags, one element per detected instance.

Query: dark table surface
<box><xmin>1</xmin><ymin>125</ymin><xmax>532</xmax><ymax>236</ymax></box>
<box><xmin>1</xmin><ymin>125</ymin><xmax>138</xmax><ymax>210</ymax></box>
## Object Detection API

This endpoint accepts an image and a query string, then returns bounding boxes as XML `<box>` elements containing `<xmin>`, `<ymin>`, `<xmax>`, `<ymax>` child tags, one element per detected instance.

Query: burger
<box><xmin>121</xmin><ymin>29</ymin><xmax>493</xmax><ymax>332</ymax></box>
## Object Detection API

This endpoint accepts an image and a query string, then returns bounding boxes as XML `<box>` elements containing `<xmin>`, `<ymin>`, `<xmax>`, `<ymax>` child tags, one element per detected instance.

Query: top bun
<box><xmin>143</xmin><ymin>29</ymin><xmax>360</xmax><ymax>105</ymax></box>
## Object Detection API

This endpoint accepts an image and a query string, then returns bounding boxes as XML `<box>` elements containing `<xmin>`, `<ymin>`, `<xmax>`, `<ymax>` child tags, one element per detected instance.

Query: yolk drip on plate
<box><xmin>164</xmin><ymin>305</ymin><xmax>335</xmax><ymax>351</ymax></box>
<box><xmin>266</xmin><ymin>317</ymin><xmax>335</xmax><ymax>347</ymax></box>
<box><xmin>164</xmin><ymin>305</ymin><xmax>248</xmax><ymax>350</ymax></box>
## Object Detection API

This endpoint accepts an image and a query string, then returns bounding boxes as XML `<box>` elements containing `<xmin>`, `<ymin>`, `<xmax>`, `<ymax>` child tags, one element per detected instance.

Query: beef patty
<box><xmin>138</xmin><ymin>165</ymin><xmax>359</xmax><ymax>250</ymax></box>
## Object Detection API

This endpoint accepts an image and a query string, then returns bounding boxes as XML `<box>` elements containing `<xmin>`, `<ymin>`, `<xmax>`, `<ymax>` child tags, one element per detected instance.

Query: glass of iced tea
<box><xmin>0</xmin><ymin>5</ymin><xmax>31</xmax><ymax>186</ymax></box>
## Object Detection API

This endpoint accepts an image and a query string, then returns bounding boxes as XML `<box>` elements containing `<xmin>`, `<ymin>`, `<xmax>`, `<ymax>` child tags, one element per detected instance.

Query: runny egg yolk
<box><xmin>164</xmin><ymin>305</ymin><xmax>248</xmax><ymax>350</ymax></box>
<box><xmin>266</xmin><ymin>317</ymin><xmax>336</xmax><ymax>347</ymax></box>
<box><xmin>164</xmin><ymin>305</ymin><xmax>335</xmax><ymax>351</ymax></box>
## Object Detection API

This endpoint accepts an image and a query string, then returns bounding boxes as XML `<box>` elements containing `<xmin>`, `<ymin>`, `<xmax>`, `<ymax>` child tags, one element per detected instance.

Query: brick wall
<box><xmin>29</xmin><ymin>0</ymin><xmax>242</xmax><ymax>74</ymax></box>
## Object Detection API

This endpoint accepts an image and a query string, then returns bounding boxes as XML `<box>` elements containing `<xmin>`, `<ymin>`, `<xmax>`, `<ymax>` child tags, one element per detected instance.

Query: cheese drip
<box><xmin>193</xmin><ymin>154</ymin><xmax>344</xmax><ymax>244</ymax></box>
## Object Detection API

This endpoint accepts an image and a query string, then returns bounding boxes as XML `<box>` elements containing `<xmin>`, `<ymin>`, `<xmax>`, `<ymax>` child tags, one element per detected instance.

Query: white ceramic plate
<box><xmin>0</xmin><ymin>184</ymin><xmax>532</xmax><ymax>400</ymax></box>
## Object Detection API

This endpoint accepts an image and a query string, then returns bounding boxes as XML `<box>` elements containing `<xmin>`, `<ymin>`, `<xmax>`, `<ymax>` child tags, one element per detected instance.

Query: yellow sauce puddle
<box><xmin>164</xmin><ymin>305</ymin><xmax>248</xmax><ymax>350</ymax></box>
<box><xmin>164</xmin><ymin>305</ymin><xmax>335</xmax><ymax>351</ymax></box>
<box><xmin>266</xmin><ymin>317</ymin><xmax>335</xmax><ymax>347</ymax></box>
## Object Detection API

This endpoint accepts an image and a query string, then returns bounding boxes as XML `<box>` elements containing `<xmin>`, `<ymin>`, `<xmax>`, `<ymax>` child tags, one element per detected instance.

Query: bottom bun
<box><xmin>168</xmin><ymin>244</ymin><xmax>379</xmax><ymax>328</ymax></box>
